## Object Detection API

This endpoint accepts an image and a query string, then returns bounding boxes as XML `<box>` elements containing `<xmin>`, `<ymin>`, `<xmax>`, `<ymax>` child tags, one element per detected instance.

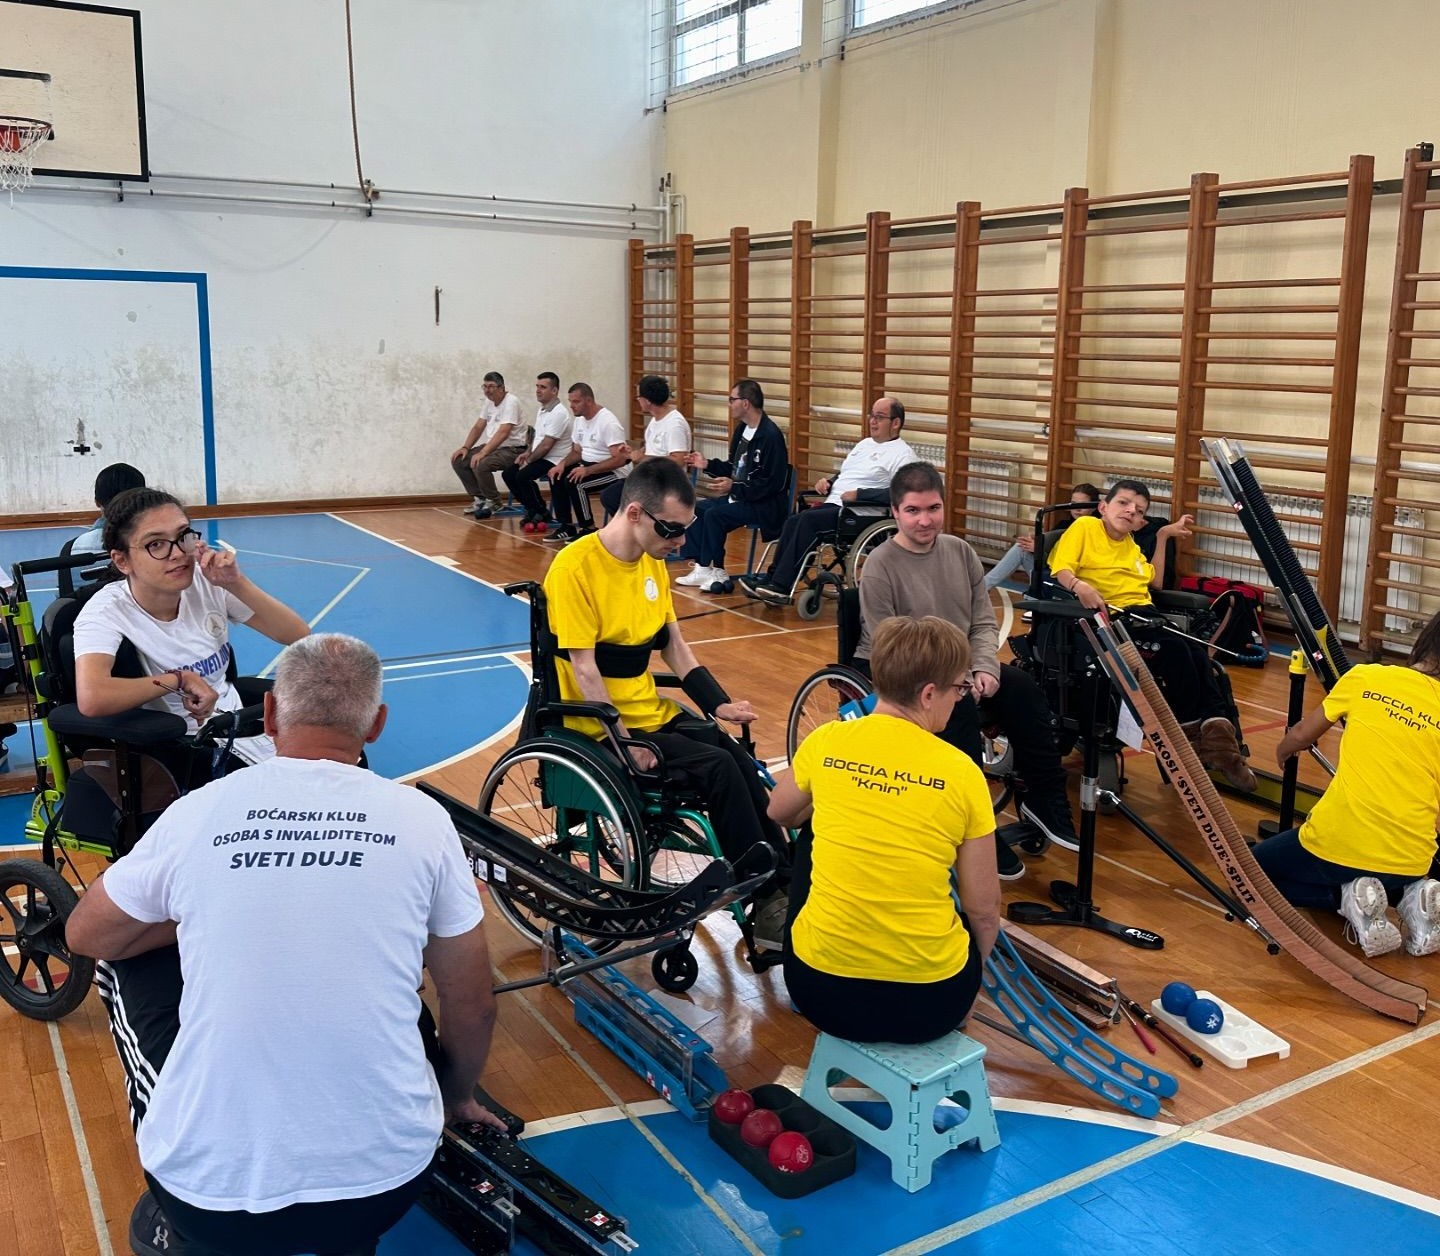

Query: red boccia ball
<box><xmin>767</xmin><ymin>1130</ymin><xmax>815</xmax><ymax>1174</ymax></box>
<box><xmin>739</xmin><ymin>1108</ymin><xmax>784</xmax><ymax>1149</ymax></box>
<box><xmin>713</xmin><ymin>1089</ymin><xmax>756</xmax><ymax>1125</ymax></box>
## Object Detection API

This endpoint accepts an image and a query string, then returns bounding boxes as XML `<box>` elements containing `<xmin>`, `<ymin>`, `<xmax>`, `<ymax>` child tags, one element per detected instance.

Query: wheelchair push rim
<box><xmin>786</xmin><ymin>664</ymin><xmax>872</xmax><ymax>764</ymax></box>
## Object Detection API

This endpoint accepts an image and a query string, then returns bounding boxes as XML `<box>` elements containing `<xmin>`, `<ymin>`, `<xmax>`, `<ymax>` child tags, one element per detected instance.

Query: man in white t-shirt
<box><xmin>546</xmin><ymin>381</ymin><xmax>631</xmax><ymax>542</ymax></box>
<box><xmin>450</xmin><ymin>370</ymin><xmax>528</xmax><ymax>519</ymax></box>
<box><xmin>600</xmin><ymin>374</ymin><xmax>691</xmax><ymax>518</ymax></box>
<box><xmin>501</xmin><ymin>370</ymin><xmax>573</xmax><ymax>533</ymax></box>
<box><xmin>68</xmin><ymin>634</ymin><xmax>501</xmax><ymax>1256</ymax></box>
<box><xmin>740</xmin><ymin>396</ymin><xmax>917</xmax><ymax>606</ymax></box>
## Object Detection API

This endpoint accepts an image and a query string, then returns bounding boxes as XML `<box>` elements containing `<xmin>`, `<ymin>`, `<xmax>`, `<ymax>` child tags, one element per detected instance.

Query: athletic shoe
<box><xmin>546</xmin><ymin>525</ymin><xmax>578</xmax><ymax>543</ymax></box>
<box><xmin>129</xmin><ymin>1191</ymin><xmax>172</xmax><ymax>1254</ymax></box>
<box><xmin>738</xmin><ymin>574</ymin><xmax>771</xmax><ymax>601</ymax></box>
<box><xmin>676</xmin><ymin>564</ymin><xmax>723</xmax><ymax>588</ymax></box>
<box><xmin>996</xmin><ymin>837</ymin><xmax>1026</xmax><ymax>882</ymax></box>
<box><xmin>750</xmin><ymin>890</ymin><xmax>789</xmax><ymax>952</ymax></box>
<box><xmin>462</xmin><ymin>498</ymin><xmax>485</xmax><ymax>517</ymax></box>
<box><xmin>1020</xmin><ymin>793</ymin><xmax>1080</xmax><ymax>853</ymax></box>
<box><xmin>753</xmin><ymin>582</ymin><xmax>790</xmax><ymax>607</ymax></box>
<box><xmin>471</xmin><ymin>504</ymin><xmax>494</xmax><ymax>521</ymax></box>
<box><xmin>1338</xmin><ymin>877</ymin><xmax>1402</xmax><ymax>958</ymax></box>
<box><xmin>1198</xmin><ymin>718</ymin><xmax>1256</xmax><ymax>791</ymax></box>
<box><xmin>1398</xmin><ymin>878</ymin><xmax>1440</xmax><ymax>956</ymax></box>
<box><xmin>700</xmin><ymin>569</ymin><xmax>731</xmax><ymax>593</ymax></box>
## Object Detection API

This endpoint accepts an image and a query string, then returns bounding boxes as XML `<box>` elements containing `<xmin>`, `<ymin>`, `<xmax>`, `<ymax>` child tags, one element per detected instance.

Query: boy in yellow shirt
<box><xmin>1047</xmin><ymin>479</ymin><xmax>1254</xmax><ymax>790</ymax></box>
<box><xmin>1255</xmin><ymin>611</ymin><xmax>1440</xmax><ymax>957</ymax></box>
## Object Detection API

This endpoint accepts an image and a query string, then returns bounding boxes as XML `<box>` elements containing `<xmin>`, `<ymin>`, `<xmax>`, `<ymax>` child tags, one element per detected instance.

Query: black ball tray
<box><xmin>707</xmin><ymin>1083</ymin><xmax>856</xmax><ymax>1199</ymax></box>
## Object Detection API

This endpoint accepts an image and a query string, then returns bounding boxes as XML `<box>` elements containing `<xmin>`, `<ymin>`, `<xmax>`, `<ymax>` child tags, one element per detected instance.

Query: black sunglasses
<box><xmin>640</xmin><ymin>505</ymin><xmax>692</xmax><ymax>540</ymax></box>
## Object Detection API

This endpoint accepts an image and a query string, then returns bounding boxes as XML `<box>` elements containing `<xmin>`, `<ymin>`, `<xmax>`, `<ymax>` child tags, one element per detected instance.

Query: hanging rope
<box><xmin>343</xmin><ymin>0</ymin><xmax>377</xmax><ymax>209</ymax></box>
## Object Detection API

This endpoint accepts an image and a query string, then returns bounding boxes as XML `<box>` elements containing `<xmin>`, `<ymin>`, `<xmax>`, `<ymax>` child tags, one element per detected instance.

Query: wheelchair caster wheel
<box><xmin>0</xmin><ymin>859</ymin><xmax>94</xmax><ymax>1021</ymax></box>
<box><xmin>651</xmin><ymin>946</ymin><xmax>699</xmax><ymax>993</ymax></box>
<box><xmin>795</xmin><ymin>587</ymin><xmax>823</xmax><ymax>620</ymax></box>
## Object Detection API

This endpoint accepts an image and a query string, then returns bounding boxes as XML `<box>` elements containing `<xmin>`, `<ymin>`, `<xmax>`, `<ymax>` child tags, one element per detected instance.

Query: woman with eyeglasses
<box><xmin>767</xmin><ymin>615</ymin><xmax>1002</xmax><ymax>1044</ymax></box>
<box><xmin>73</xmin><ymin>487</ymin><xmax>309</xmax><ymax>771</ymax></box>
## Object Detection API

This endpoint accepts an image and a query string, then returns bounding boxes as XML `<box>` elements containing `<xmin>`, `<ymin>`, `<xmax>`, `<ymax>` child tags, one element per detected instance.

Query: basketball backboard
<box><xmin>0</xmin><ymin>0</ymin><xmax>147</xmax><ymax>180</ymax></box>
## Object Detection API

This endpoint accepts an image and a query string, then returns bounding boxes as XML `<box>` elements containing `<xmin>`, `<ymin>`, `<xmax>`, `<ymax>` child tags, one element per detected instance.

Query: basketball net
<box><xmin>0</xmin><ymin>117</ymin><xmax>50</xmax><ymax>192</ymax></box>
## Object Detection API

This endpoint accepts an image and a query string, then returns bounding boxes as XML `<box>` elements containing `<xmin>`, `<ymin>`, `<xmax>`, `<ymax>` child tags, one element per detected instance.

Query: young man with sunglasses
<box><xmin>852</xmin><ymin>463</ymin><xmax>1080</xmax><ymax>879</ymax></box>
<box><xmin>542</xmin><ymin>458</ymin><xmax>790</xmax><ymax>941</ymax></box>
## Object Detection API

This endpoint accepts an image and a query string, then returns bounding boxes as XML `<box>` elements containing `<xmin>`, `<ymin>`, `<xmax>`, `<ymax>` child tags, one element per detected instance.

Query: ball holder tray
<box><xmin>707</xmin><ymin>1083</ymin><xmax>856</xmax><ymax>1199</ymax></box>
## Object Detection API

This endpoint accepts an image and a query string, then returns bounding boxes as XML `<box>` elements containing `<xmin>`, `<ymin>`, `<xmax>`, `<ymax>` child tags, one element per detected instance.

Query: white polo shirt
<box><xmin>573</xmin><ymin>406</ymin><xmax>631</xmax><ymax>475</ymax></box>
<box><xmin>473</xmin><ymin>393</ymin><xmax>526</xmax><ymax>450</ymax></box>
<box><xmin>531</xmin><ymin>400</ymin><xmax>573</xmax><ymax>463</ymax></box>
<box><xmin>826</xmin><ymin>437</ymin><xmax>919</xmax><ymax>505</ymax></box>
<box><xmin>643</xmin><ymin>408</ymin><xmax>691</xmax><ymax>457</ymax></box>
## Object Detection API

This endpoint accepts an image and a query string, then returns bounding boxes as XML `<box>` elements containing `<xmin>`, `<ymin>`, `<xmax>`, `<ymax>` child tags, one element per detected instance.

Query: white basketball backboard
<box><xmin>0</xmin><ymin>0</ymin><xmax>147</xmax><ymax>180</ymax></box>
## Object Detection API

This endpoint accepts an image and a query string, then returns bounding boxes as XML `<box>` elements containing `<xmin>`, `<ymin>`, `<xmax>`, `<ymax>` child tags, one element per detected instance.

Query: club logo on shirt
<box><xmin>204</xmin><ymin>611</ymin><xmax>227</xmax><ymax>640</ymax></box>
<box><xmin>644</xmin><ymin>577</ymin><xmax>658</xmax><ymax>602</ymax></box>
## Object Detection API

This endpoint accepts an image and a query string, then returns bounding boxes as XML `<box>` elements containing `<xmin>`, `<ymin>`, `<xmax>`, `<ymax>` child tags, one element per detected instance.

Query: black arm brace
<box><xmin>680</xmin><ymin>665</ymin><xmax>730</xmax><ymax>716</ymax></box>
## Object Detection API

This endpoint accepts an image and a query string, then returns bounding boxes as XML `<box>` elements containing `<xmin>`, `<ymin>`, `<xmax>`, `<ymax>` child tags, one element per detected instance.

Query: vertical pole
<box><xmin>628</xmin><ymin>239</ymin><xmax>646</xmax><ymax>437</ymax></box>
<box><xmin>729</xmin><ymin>226</ymin><xmax>751</xmax><ymax>384</ymax></box>
<box><xmin>946</xmin><ymin>202</ymin><xmax>981</xmax><ymax>536</ymax></box>
<box><xmin>675</xmin><ymin>233</ymin><xmax>696</xmax><ymax>437</ymax></box>
<box><xmin>791</xmin><ymin>220</ymin><xmax>814</xmax><ymax>482</ymax></box>
<box><xmin>861</xmin><ymin>210</ymin><xmax>891</xmax><ymax>424</ymax></box>
<box><xmin>1047</xmin><ymin>188</ymin><xmax>1088</xmax><ymax>505</ymax></box>
<box><xmin>1173</xmin><ymin>171</ymin><xmax>1220</xmax><ymax>566</ymax></box>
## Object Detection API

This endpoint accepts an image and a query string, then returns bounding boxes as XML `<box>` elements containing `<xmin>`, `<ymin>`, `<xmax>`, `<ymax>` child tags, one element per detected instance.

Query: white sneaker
<box><xmin>1398</xmin><ymin>878</ymin><xmax>1440</xmax><ymax>956</ymax></box>
<box><xmin>1338</xmin><ymin>877</ymin><xmax>1402</xmax><ymax>958</ymax></box>
<box><xmin>675</xmin><ymin>564</ymin><xmax>720</xmax><ymax>587</ymax></box>
<box><xmin>698</xmin><ymin>569</ymin><xmax>730</xmax><ymax>592</ymax></box>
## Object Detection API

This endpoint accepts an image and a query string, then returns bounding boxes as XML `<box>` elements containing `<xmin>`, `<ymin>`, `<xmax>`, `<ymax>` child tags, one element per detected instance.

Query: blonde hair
<box><xmin>870</xmin><ymin>616</ymin><xmax>971</xmax><ymax>704</ymax></box>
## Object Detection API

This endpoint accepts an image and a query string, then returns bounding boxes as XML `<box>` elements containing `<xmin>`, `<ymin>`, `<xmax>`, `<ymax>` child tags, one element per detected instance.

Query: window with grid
<box><xmin>665</xmin><ymin>0</ymin><xmax>802</xmax><ymax>93</ymax></box>
<box><xmin>850</xmin><ymin>0</ymin><xmax>974</xmax><ymax>33</ymax></box>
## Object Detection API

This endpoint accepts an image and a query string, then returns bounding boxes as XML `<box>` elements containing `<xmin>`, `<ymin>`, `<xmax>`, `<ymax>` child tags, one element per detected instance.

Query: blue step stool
<box><xmin>801</xmin><ymin>1029</ymin><xmax>1000</xmax><ymax>1192</ymax></box>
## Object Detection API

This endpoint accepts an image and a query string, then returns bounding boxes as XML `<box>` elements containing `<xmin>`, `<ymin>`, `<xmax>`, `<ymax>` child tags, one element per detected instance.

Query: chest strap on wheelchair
<box><xmin>556</xmin><ymin>625</ymin><xmax>671</xmax><ymax>679</ymax></box>
<box><xmin>681</xmin><ymin>665</ymin><xmax>730</xmax><ymax>716</ymax></box>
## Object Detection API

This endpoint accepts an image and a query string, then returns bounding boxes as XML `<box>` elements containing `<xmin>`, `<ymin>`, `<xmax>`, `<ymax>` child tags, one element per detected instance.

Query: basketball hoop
<box><xmin>0</xmin><ymin>115</ymin><xmax>51</xmax><ymax>192</ymax></box>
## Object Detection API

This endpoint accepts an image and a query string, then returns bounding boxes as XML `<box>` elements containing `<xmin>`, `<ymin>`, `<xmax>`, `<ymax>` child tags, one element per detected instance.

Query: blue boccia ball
<box><xmin>1160</xmin><ymin>982</ymin><xmax>1196</xmax><ymax>1016</ymax></box>
<box><xmin>1186</xmin><ymin>997</ymin><xmax>1224</xmax><ymax>1035</ymax></box>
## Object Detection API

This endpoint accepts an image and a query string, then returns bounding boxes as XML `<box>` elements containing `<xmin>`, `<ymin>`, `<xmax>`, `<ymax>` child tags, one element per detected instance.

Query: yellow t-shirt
<box><xmin>543</xmin><ymin>534</ymin><xmax>681</xmax><ymax>739</ymax></box>
<box><xmin>1046</xmin><ymin>514</ymin><xmax>1154</xmax><ymax>609</ymax></box>
<box><xmin>790</xmin><ymin>714</ymin><xmax>995</xmax><ymax>984</ymax></box>
<box><xmin>1299</xmin><ymin>663</ymin><xmax>1440</xmax><ymax>876</ymax></box>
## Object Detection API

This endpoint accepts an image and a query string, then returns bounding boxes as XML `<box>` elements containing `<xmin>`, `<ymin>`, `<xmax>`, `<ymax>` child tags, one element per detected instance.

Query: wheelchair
<box><xmin>1006</xmin><ymin>504</ymin><xmax>1247</xmax><ymax>808</ymax></box>
<box><xmin>0</xmin><ymin>551</ymin><xmax>269</xmax><ymax>1020</ymax></box>
<box><xmin>757</xmin><ymin>494</ymin><xmax>897</xmax><ymax>621</ymax></box>
<box><xmin>478</xmin><ymin>581</ymin><xmax>784</xmax><ymax>992</ymax></box>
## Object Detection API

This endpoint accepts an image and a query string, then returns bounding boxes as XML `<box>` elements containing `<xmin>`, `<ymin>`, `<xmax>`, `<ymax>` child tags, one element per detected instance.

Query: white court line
<box><xmin>383</xmin><ymin>663</ymin><xmax>516</xmax><ymax>685</ymax></box>
<box><xmin>256</xmin><ymin>566</ymin><xmax>371</xmax><ymax>676</ymax></box>
<box><xmin>329</xmin><ymin>514</ymin><xmax>515</xmax><ymax>595</ymax></box>
<box><xmin>396</xmin><ymin>653</ymin><xmax>532</xmax><ymax>783</ymax></box>
<box><xmin>48</xmin><ymin>1022</ymin><xmax>114</xmax><ymax>1256</ymax></box>
<box><xmin>383</xmin><ymin>650</ymin><xmax>525</xmax><ymax>672</ymax></box>
<box><xmin>221</xmin><ymin>545</ymin><xmax>366</xmax><ymax>573</ymax></box>
<box><xmin>882</xmin><ymin>1005</ymin><xmax>1440</xmax><ymax>1255</ymax></box>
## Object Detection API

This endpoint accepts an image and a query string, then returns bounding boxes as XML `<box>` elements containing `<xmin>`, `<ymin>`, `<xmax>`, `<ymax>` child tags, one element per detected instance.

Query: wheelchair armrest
<box><xmin>1015</xmin><ymin>598</ymin><xmax>1094</xmax><ymax>621</ymax></box>
<box><xmin>194</xmin><ymin>703</ymin><xmax>267</xmax><ymax>745</ymax></box>
<box><xmin>232</xmin><ymin>676</ymin><xmax>274</xmax><ymax>706</ymax></box>
<box><xmin>47</xmin><ymin>703</ymin><xmax>189</xmax><ymax>746</ymax></box>
<box><xmin>542</xmin><ymin>699</ymin><xmax>625</xmax><ymax>726</ymax></box>
<box><xmin>1152</xmin><ymin>588</ymin><xmax>1212</xmax><ymax>614</ymax></box>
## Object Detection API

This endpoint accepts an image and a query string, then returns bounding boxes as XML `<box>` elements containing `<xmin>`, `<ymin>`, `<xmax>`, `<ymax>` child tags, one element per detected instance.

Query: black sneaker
<box><xmin>129</xmin><ymin>1191</ymin><xmax>172</xmax><ymax>1254</ymax></box>
<box><xmin>1020</xmin><ymin>792</ymin><xmax>1080</xmax><ymax>853</ymax></box>
<box><xmin>996</xmin><ymin>837</ymin><xmax>1026</xmax><ymax>882</ymax></box>
<box><xmin>546</xmin><ymin>525</ymin><xmax>577</xmax><ymax>543</ymax></box>
<box><xmin>753</xmin><ymin>582</ymin><xmax>790</xmax><ymax>607</ymax></box>
<box><xmin>738</xmin><ymin>574</ymin><xmax>770</xmax><ymax>601</ymax></box>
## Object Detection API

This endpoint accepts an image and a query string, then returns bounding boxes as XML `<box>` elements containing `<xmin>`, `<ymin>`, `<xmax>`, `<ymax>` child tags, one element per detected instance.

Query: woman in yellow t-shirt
<box><xmin>767</xmin><ymin>616</ymin><xmax>1003</xmax><ymax>1044</ymax></box>
<box><xmin>1255</xmin><ymin>609</ymin><xmax>1440</xmax><ymax>958</ymax></box>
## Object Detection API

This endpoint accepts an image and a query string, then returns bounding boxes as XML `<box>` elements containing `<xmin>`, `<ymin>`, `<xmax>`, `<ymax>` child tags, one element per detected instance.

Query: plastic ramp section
<box><xmin>1090</xmin><ymin>621</ymin><xmax>1427</xmax><ymax>1024</ymax></box>
<box><xmin>1202</xmin><ymin>437</ymin><xmax>1351</xmax><ymax>690</ymax></box>
<box><xmin>982</xmin><ymin>930</ymin><xmax>1177</xmax><ymax>1119</ymax></box>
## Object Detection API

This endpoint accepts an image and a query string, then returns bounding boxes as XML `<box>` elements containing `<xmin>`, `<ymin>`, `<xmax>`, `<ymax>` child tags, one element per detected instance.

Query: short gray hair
<box><xmin>272</xmin><ymin>634</ymin><xmax>383</xmax><ymax>739</ymax></box>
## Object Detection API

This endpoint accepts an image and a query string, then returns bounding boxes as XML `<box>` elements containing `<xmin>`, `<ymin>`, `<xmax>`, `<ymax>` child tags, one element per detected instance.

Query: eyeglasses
<box><xmin>640</xmin><ymin>505</ymin><xmax>693</xmax><ymax>540</ymax></box>
<box><xmin>728</xmin><ymin>395</ymin><xmax>743</xmax><ymax>403</ymax></box>
<box><xmin>869</xmin><ymin>411</ymin><xmax>896</xmax><ymax>421</ymax></box>
<box><xmin>137</xmin><ymin>528</ymin><xmax>201</xmax><ymax>560</ymax></box>
<box><xmin>952</xmin><ymin>680</ymin><xmax>974</xmax><ymax>700</ymax></box>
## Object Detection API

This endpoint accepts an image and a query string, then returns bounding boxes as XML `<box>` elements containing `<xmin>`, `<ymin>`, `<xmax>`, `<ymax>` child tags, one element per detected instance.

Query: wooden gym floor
<box><xmin>2</xmin><ymin>502</ymin><xmax>1438</xmax><ymax>1254</ymax></box>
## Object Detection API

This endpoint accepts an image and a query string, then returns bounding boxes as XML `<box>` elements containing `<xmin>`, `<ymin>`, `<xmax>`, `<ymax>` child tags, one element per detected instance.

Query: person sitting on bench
<box><xmin>1254</xmin><ymin>608</ymin><xmax>1440</xmax><ymax>958</ymax></box>
<box><xmin>1046</xmin><ymin>478</ymin><xmax>1255</xmax><ymax>791</ymax></box>
<box><xmin>768</xmin><ymin>615</ymin><xmax>1002</xmax><ymax>1045</ymax></box>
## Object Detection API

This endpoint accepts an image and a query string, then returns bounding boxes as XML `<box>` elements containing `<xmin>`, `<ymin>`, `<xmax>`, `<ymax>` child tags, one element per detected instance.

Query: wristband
<box><xmin>681</xmin><ymin>666</ymin><xmax>730</xmax><ymax>716</ymax></box>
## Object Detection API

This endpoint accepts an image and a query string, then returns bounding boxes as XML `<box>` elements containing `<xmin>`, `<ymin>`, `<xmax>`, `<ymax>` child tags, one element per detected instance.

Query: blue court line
<box><xmin>0</xmin><ymin>265</ymin><xmax>216</xmax><ymax>505</ymax></box>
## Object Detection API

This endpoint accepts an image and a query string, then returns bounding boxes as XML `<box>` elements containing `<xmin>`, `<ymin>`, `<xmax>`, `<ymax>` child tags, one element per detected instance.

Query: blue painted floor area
<box><xmin>380</xmin><ymin>1107</ymin><xmax>1440</xmax><ymax>1256</ymax></box>
<box><xmin>0</xmin><ymin>515</ymin><xmax>531</xmax><ymax>782</ymax></box>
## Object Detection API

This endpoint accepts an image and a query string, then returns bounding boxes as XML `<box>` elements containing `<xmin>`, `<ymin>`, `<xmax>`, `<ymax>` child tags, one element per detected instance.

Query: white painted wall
<box><xmin>0</xmin><ymin>0</ymin><xmax>660</xmax><ymax>512</ymax></box>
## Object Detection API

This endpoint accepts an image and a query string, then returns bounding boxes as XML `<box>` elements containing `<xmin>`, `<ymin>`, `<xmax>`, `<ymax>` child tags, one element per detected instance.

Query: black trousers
<box><xmin>647</xmin><ymin>715</ymin><xmax>787</xmax><ymax>869</ymax></box>
<box><xmin>764</xmin><ymin>504</ymin><xmax>840</xmax><ymax>590</ymax></box>
<box><xmin>146</xmin><ymin>1166</ymin><xmax>430</xmax><ymax>1256</ymax></box>
<box><xmin>1120</xmin><ymin>609</ymin><xmax>1227</xmax><ymax>723</ymax></box>
<box><xmin>500</xmin><ymin>457</ymin><xmax>555</xmax><ymax>518</ymax></box>
<box><xmin>782</xmin><ymin>830</ymin><xmax>982</xmax><ymax>1044</ymax></box>
<box><xmin>551</xmin><ymin>469</ymin><xmax>625</xmax><ymax>527</ymax></box>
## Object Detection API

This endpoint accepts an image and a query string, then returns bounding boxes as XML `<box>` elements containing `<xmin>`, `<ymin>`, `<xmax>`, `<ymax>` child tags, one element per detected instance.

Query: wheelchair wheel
<box><xmin>645</xmin><ymin>809</ymin><xmax>722</xmax><ymax>892</ymax></box>
<box><xmin>0</xmin><ymin>859</ymin><xmax>94</xmax><ymax>1021</ymax></box>
<box><xmin>651</xmin><ymin>944</ymin><xmax>699</xmax><ymax>993</ymax></box>
<box><xmin>844</xmin><ymin>519</ymin><xmax>898</xmax><ymax>586</ymax></box>
<box><xmin>479</xmin><ymin>738</ymin><xmax>647</xmax><ymax>946</ymax></box>
<box><xmin>795</xmin><ymin>586</ymin><xmax>824</xmax><ymax>620</ymax></box>
<box><xmin>786</xmin><ymin>664</ymin><xmax>872</xmax><ymax>763</ymax></box>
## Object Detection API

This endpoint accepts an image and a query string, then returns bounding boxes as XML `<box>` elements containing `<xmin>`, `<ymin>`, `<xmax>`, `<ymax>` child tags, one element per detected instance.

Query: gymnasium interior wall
<box><xmin>0</xmin><ymin>0</ymin><xmax>661</xmax><ymax>514</ymax></box>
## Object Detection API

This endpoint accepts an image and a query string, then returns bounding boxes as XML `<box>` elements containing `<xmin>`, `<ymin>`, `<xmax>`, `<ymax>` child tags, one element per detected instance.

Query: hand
<box><xmin>970</xmin><ymin>672</ymin><xmax>999</xmax><ymax>700</ymax></box>
<box><xmin>469</xmin><ymin>450</ymin><xmax>486</xmax><ymax>471</ymax></box>
<box><xmin>840</xmin><ymin>490</ymin><xmax>857</xmax><ymax>504</ymax></box>
<box><xmin>815</xmin><ymin>477</ymin><xmax>832</xmax><ymax>496</ymax></box>
<box><xmin>1160</xmin><ymin>513</ymin><xmax>1194</xmax><ymax>538</ymax></box>
<box><xmin>684</xmin><ymin>451</ymin><xmax>706</xmax><ymax>470</ymax></box>
<box><xmin>1073</xmin><ymin>581</ymin><xmax>1106</xmax><ymax>611</ymax></box>
<box><xmin>548</xmin><ymin>463</ymin><xmax>566</xmax><ymax>482</ymax></box>
<box><xmin>515</xmin><ymin>451</ymin><xmax>530</xmax><ymax>468</ymax></box>
<box><xmin>710</xmin><ymin>477</ymin><xmax>733</xmax><ymax>495</ymax></box>
<box><xmin>567</xmin><ymin>466</ymin><xmax>589</xmax><ymax>484</ymax></box>
<box><xmin>627</xmin><ymin>743</ymin><xmax>659</xmax><ymax>773</ymax></box>
<box><xmin>714</xmin><ymin>700</ymin><xmax>758</xmax><ymax>725</ymax></box>
<box><xmin>449</xmin><ymin>1098</ymin><xmax>510</xmax><ymax>1132</ymax></box>
<box><xmin>196</xmin><ymin>542</ymin><xmax>241</xmax><ymax>588</ymax></box>
<box><xmin>1275</xmin><ymin>735</ymin><xmax>1302</xmax><ymax>769</ymax></box>
<box><xmin>451</xmin><ymin>446</ymin><xmax>470</xmax><ymax>463</ymax></box>
<box><xmin>1017</xmin><ymin>534</ymin><xmax>1035</xmax><ymax>553</ymax></box>
<box><xmin>160</xmin><ymin>670</ymin><xmax>219</xmax><ymax>721</ymax></box>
